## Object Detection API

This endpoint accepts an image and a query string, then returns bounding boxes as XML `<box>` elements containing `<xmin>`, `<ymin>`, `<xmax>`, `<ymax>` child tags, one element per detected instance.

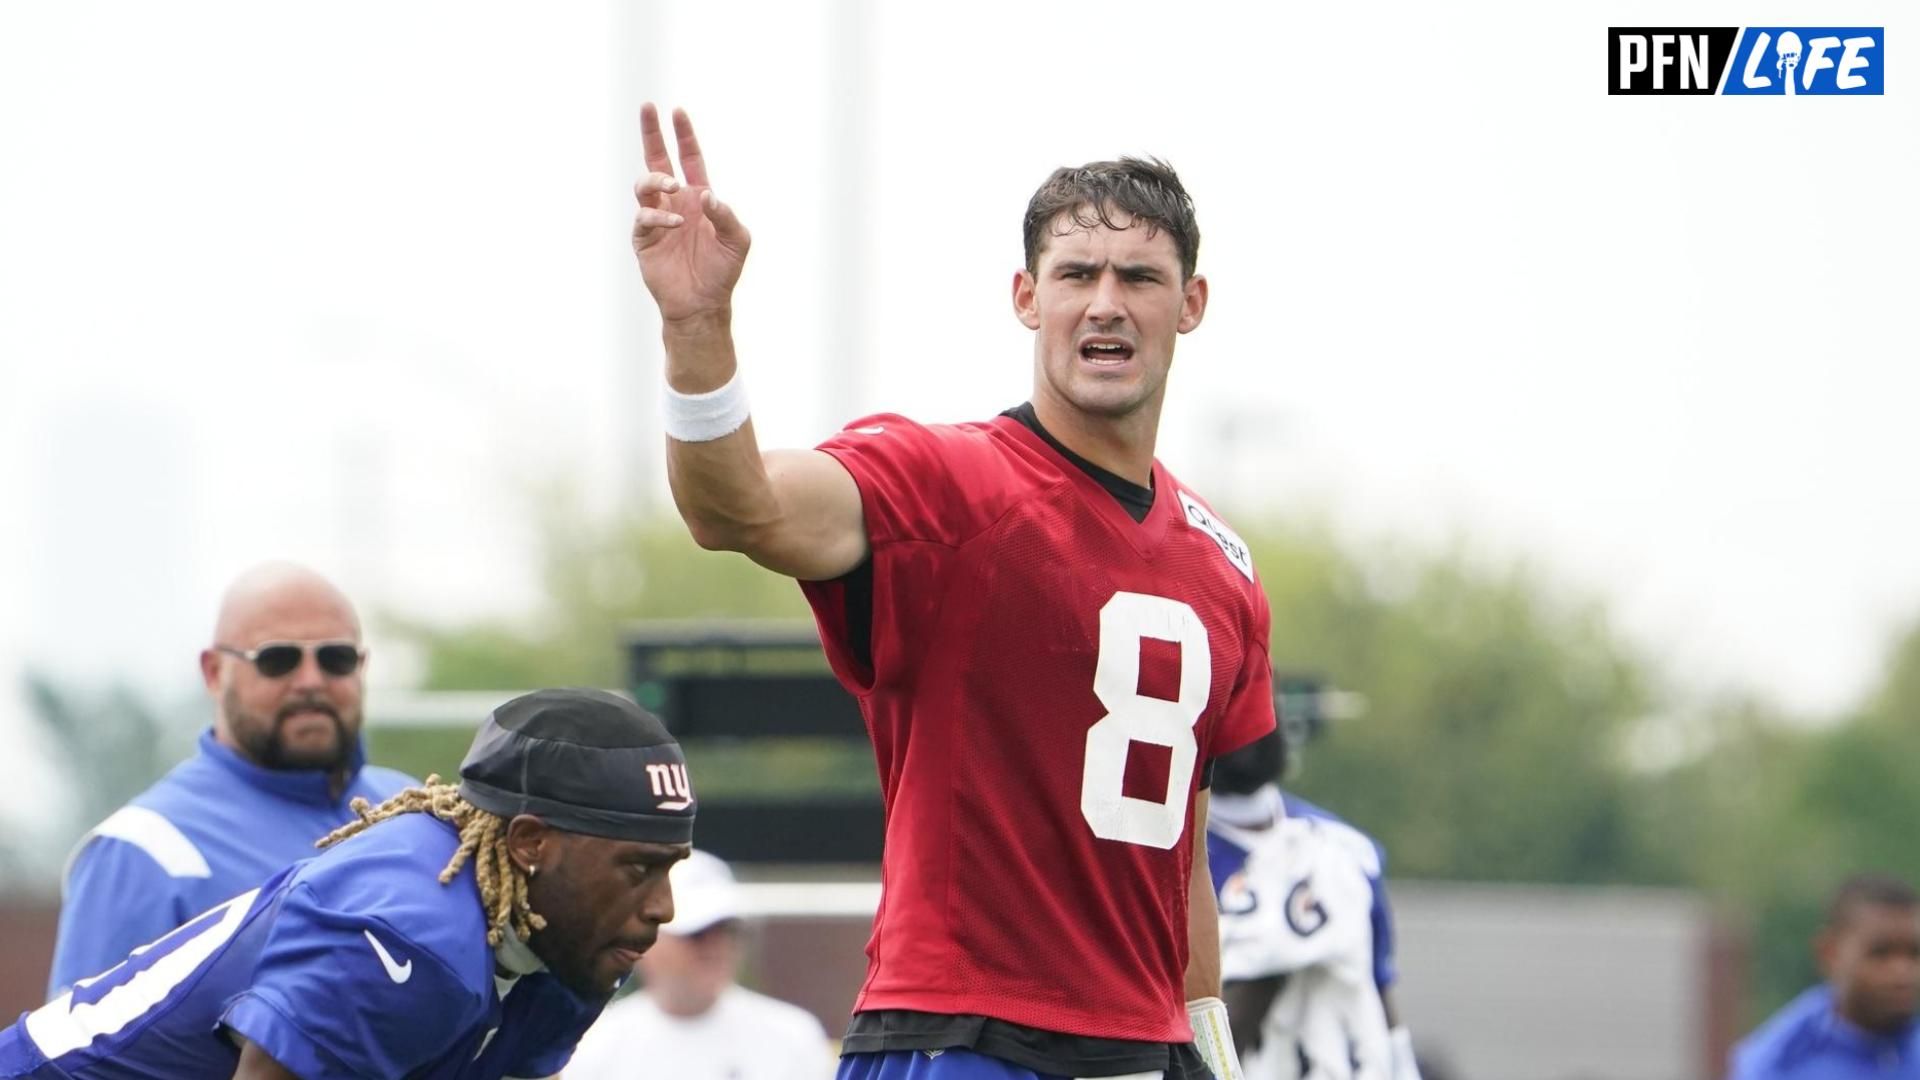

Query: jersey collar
<box><xmin>197</xmin><ymin>727</ymin><xmax>369</xmax><ymax>808</ymax></box>
<box><xmin>494</xmin><ymin>925</ymin><xmax>547</xmax><ymax>978</ymax></box>
<box><xmin>992</xmin><ymin>414</ymin><xmax>1175</xmax><ymax>555</ymax></box>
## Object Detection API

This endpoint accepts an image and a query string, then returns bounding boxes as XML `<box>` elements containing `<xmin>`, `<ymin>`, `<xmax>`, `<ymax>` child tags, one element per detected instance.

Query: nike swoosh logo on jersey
<box><xmin>853</xmin><ymin>424</ymin><xmax>886</xmax><ymax>435</ymax></box>
<box><xmin>364</xmin><ymin>929</ymin><xmax>413</xmax><ymax>983</ymax></box>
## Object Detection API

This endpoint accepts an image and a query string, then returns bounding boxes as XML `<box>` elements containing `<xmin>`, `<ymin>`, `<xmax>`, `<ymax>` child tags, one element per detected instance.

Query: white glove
<box><xmin>1187</xmin><ymin>997</ymin><xmax>1246</xmax><ymax>1080</ymax></box>
<box><xmin>1389</xmin><ymin>1026</ymin><xmax>1423</xmax><ymax>1080</ymax></box>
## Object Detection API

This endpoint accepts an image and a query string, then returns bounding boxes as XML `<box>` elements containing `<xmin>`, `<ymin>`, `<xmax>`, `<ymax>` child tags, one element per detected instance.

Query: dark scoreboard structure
<box><xmin>626</xmin><ymin>621</ymin><xmax>882</xmax><ymax>865</ymax></box>
<box><xmin>626</xmin><ymin>620</ymin><xmax>1340</xmax><ymax>865</ymax></box>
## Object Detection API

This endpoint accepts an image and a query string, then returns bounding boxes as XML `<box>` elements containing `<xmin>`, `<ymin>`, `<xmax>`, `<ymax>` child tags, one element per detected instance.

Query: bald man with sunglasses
<box><xmin>45</xmin><ymin>562</ymin><xmax>415</xmax><ymax>999</ymax></box>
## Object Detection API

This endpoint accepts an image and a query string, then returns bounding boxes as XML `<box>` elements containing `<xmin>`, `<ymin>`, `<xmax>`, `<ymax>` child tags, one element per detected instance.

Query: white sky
<box><xmin>2</xmin><ymin>1</ymin><xmax>1916</xmax><ymax>841</ymax></box>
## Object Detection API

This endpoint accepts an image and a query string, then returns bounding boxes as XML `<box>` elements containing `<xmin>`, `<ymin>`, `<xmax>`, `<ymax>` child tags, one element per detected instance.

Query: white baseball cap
<box><xmin>664</xmin><ymin>849</ymin><xmax>741</xmax><ymax>936</ymax></box>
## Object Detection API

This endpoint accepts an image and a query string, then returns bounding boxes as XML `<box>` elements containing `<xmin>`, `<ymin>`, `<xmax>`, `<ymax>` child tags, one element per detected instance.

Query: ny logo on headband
<box><xmin>646</xmin><ymin>763</ymin><xmax>694</xmax><ymax>811</ymax></box>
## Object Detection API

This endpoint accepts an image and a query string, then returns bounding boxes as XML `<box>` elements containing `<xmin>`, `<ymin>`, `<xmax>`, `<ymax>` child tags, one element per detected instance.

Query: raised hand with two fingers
<box><xmin>632</xmin><ymin>103</ymin><xmax>750</xmax><ymax>326</ymax></box>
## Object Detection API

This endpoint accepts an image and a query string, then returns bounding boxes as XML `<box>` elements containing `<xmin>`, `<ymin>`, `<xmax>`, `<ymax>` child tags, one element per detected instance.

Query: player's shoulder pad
<box><xmin>836</xmin><ymin>412</ymin><xmax>999</xmax><ymax>445</ymax></box>
<box><xmin>1284</xmin><ymin>794</ymin><xmax>1384</xmax><ymax>877</ymax></box>
<box><xmin>293</xmin><ymin>814</ymin><xmax>493</xmax><ymax>985</ymax></box>
<box><xmin>827</xmin><ymin>412</ymin><xmax>1006</xmax><ymax>464</ymax></box>
<box><xmin>835</xmin><ymin>412</ymin><xmax>921</xmax><ymax>438</ymax></box>
<box><xmin>1174</xmin><ymin>486</ymin><xmax>1254</xmax><ymax>582</ymax></box>
<box><xmin>1313</xmin><ymin>818</ymin><xmax>1383</xmax><ymax>878</ymax></box>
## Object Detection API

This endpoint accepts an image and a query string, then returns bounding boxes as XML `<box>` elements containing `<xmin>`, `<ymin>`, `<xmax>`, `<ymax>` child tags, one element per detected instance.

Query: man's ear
<box><xmin>1012</xmin><ymin>269</ymin><xmax>1041</xmax><ymax>330</ymax></box>
<box><xmin>1177</xmin><ymin>273</ymin><xmax>1209</xmax><ymax>334</ymax></box>
<box><xmin>504</xmin><ymin>815</ymin><xmax>556</xmax><ymax>877</ymax></box>
<box><xmin>1814</xmin><ymin>926</ymin><xmax>1839</xmax><ymax>979</ymax></box>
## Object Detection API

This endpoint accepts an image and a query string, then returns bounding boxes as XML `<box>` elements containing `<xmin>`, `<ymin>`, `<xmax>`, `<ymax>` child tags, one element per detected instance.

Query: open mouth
<box><xmin>1079</xmin><ymin>338</ymin><xmax>1135</xmax><ymax>366</ymax></box>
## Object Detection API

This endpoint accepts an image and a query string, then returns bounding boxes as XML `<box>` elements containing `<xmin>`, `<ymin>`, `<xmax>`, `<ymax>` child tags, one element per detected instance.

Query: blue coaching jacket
<box><xmin>47</xmin><ymin>728</ymin><xmax>413</xmax><ymax>997</ymax></box>
<box><xmin>1728</xmin><ymin>984</ymin><xmax>1920</xmax><ymax>1080</ymax></box>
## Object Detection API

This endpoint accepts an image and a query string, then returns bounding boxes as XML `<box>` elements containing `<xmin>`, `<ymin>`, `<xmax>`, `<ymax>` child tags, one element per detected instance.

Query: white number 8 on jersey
<box><xmin>1080</xmin><ymin>591</ymin><xmax>1211</xmax><ymax>849</ymax></box>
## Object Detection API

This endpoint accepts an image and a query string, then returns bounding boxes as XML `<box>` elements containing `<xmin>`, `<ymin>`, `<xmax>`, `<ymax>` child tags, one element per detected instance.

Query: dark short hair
<box><xmin>1022</xmin><ymin>157</ymin><xmax>1201</xmax><ymax>281</ymax></box>
<box><xmin>1828</xmin><ymin>872</ymin><xmax>1920</xmax><ymax>927</ymax></box>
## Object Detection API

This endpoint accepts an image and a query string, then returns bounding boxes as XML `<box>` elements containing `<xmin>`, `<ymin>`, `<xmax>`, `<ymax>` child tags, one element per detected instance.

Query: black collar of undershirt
<box><xmin>1001</xmin><ymin>402</ymin><xmax>1154</xmax><ymax>524</ymax></box>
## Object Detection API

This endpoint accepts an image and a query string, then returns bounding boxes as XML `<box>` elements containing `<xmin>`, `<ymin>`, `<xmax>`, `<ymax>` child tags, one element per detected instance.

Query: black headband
<box><xmin>456</xmin><ymin>688</ymin><xmax>695</xmax><ymax>844</ymax></box>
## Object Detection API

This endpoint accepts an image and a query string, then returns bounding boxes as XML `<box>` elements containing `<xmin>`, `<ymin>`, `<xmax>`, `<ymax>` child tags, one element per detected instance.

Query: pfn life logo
<box><xmin>1609</xmin><ymin>27</ymin><xmax>1883</xmax><ymax>95</ymax></box>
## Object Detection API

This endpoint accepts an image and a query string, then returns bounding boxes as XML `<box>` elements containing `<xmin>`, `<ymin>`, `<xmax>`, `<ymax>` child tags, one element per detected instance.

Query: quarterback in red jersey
<box><xmin>633</xmin><ymin>103</ymin><xmax>1275</xmax><ymax>1080</ymax></box>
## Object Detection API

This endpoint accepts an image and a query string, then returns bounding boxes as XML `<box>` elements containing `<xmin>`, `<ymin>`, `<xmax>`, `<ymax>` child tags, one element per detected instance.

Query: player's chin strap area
<box><xmin>1185</xmin><ymin>997</ymin><xmax>1245</xmax><ymax>1080</ymax></box>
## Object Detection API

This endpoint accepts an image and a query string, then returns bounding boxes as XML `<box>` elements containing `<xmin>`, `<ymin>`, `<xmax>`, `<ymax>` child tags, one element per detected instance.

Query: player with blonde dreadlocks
<box><xmin>318</xmin><ymin>775</ymin><xmax>546</xmax><ymax>947</ymax></box>
<box><xmin>3</xmin><ymin>688</ymin><xmax>698</xmax><ymax>1080</ymax></box>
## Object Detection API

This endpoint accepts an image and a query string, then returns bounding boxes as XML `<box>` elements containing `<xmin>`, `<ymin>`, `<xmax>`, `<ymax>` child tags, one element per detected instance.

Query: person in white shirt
<box><xmin>566</xmin><ymin>849</ymin><xmax>837</xmax><ymax>1080</ymax></box>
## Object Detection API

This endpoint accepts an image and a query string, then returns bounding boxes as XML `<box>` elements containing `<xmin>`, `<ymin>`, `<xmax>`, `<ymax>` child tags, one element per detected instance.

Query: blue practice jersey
<box><xmin>1208</xmin><ymin>790</ymin><xmax>1397</xmax><ymax>993</ymax></box>
<box><xmin>1208</xmin><ymin>787</ymin><xmax>1398</xmax><ymax>1080</ymax></box>
<box><xmin>49</xmin><ymin>729</ymin><xmax>414</xmax><ymax>997</ymax></box>
<box><xmin>1279</xmin><ymin>792</ymin><xmax>1396</xmax><ymax>992</ymax></box>
<box><xmin>5</xmin><ymin>813</ymin><xmax>603</xmax><ymax>1080</ymax></box>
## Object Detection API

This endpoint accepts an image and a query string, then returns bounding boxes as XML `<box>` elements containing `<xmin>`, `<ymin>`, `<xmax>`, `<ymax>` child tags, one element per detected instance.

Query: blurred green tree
<box><xmin>1244</xmin><ymin>526</ymin><xmax>1661</xmax><ymax>884</ymax></box>
<box><xmin>1698</xmin><ymin>621</ymin><xmax>1920</xmax><ymax>1017</ymax></box>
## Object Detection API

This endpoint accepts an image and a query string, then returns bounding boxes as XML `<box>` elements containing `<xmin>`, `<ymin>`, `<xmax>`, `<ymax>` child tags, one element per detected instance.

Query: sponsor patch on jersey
<box><xmin>1285</xmin><ymin>878</ymin><xmax>1329</xmax><ymax>937</ymax></box>
<box><xmin>1178</xmin><ymin>491</ymin><xmax>1254</xmax><ymax>582</ymax></box>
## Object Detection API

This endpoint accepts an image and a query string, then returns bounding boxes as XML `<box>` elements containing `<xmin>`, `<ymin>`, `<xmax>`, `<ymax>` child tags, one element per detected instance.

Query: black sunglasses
<box><xmin>215</xmin><ymin>641</ymin><xmax>365</xmax><ymax>679</ymax></box>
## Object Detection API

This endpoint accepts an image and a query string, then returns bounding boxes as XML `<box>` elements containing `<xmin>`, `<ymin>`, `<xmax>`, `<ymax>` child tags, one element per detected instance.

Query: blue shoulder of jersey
<box><xmin>1281</xmin><ymin>792</ymin><xmax>1387</xmax><ymax>876</ymax></box>
<box><xmin>1280</xmin><ymin>791</ymin><xmax>1399</xmax><ymax>991</ymax></box>
<box><xmin>220</xmin><ymin>813</ymin><xmax>500</xmax><ymax>1080</ymax></box>
<box><xmin>284</xmin><ymin>811</ymin><xmax>496</xmax><ymax>989</ymax></box>
<box><xmin>1206</xmin><ymin>829</ymin><xmax>1253</xmax><ymax>899</ymax></box>
<box><xmin>1725</xmin><ymin>985</ymin><xmax>1920</xmax><ymax>1079</ymax></box>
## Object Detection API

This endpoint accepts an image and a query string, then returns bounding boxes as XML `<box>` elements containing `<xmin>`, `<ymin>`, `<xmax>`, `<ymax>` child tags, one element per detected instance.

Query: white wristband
<box><xmin>663</xmin><ymin>372</ymin><xmax>751</xmax><ymax>442</ymax></box>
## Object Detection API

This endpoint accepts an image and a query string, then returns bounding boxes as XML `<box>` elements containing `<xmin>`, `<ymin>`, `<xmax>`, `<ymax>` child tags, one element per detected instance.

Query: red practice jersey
<box><xmin>801</xmin><ymin>413</ymin><xmax>1277</xmax><ymax>1043</ymax></box>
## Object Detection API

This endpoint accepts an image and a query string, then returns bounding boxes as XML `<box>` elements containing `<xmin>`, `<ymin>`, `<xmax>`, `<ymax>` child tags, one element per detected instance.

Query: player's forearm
<box><xmin>1186</xmin><ymin>889</ymin><xmax>1223</xmax><ymax>998</ymax></box>
<box><xmin>660</xmin><ymin>315</ymin><xmax>780</xmax><ymax>551</ymax></box>
<box><xmin>657</xmin><ymin>314</ymin><xmax>871</xmax><ymax>578</ymax></box>
<box><xmin>1186</xmin><ymin>792</ymin><xmax>1223</xmax><ymax>1000</ymax></box>
<box><xmin>662</xmin><ymin>310</ymin><xmax>738</xmax><ymax>393</ymax></box>
<box><xmin>666</xmin><ymin>420</ymin><xmax>784</xmax><ymax>552</ymax></box>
